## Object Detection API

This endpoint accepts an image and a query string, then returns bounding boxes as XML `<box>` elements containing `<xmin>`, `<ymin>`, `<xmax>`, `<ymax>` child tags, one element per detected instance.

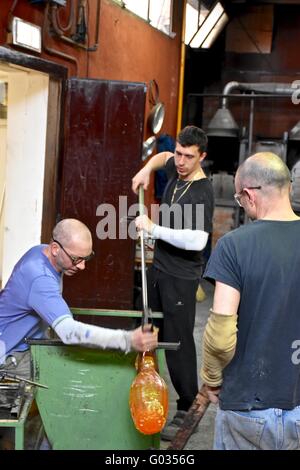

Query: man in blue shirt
<box><xmin>0</xmin><ymin>218</ymin><xmax>157</xmax><ymax>379</ymax></box>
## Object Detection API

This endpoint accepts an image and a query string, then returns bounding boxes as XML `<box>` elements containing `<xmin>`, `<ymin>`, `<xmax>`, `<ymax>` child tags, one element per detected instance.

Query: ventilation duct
<box><xmin>207</xmin><ymin>81</ymin><xmax>297</xmax><ymax>138</ymax></box>
<box><xmin>207</xmin><ymin>108</ymin><xmax>239</xmax><ymax>137</ymax></box>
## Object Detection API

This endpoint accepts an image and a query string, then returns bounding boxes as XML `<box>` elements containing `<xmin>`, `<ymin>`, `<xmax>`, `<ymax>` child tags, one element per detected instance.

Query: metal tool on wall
<box><xmin>0</xmin><ymin>370</ymin><xmax>48</xmax><ymax>389</ymax></box>
<box><xmin>138</xmin><ymin>186</ymin><xmax>180</xmax><ymax>351</ymax></box>
<box><xmin>0</xmin><ymin>371</ymin><xmax>47</xmax><ymax>421</ymax></box>
<box><xmin>147</xmin><ymin>79</ymin><xmax>165</xmax><ymax>135</ymax></box>
<box><xmin>142</xmin><ymin>136</ymin><xmax>156</xmax><ymax>161</ymax></box>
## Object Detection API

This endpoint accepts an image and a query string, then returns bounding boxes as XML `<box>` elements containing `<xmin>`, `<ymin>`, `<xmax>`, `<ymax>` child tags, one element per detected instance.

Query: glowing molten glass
<box><xmin>129</xmin><ymin>351</ymin><xmax>168</xmax><ymax>435</ymax></box>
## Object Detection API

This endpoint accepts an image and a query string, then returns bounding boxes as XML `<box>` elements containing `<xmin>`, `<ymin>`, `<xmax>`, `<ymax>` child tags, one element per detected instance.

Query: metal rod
<box><xmin>138</xmin><ymin>187</ymin><xmax>180</xmax><ymax>350</ymax></box>
<box><xmin>156</xmin><ymin>342</ymin><xmax>180</xmax><ymax>351</ymax></box>
<box><xmin>187</xmin><ymin>93</ymin><xmax>296</xmax><ymax>99</ymax></box>
<box><xmin>27</xmin><ymin>338</ymin><xmax>180</xmax><ymax>350</ymax></box>
<box><xmin>0</xmin><ymin>371</ymin><xmax>48</xmax><ymax>389</ymax></box>
<box><xmin>248</xmin><ymin>94</ymin><xmax>255</xmax><ymax>155</ymax></box>
<box><xmin>167</xmin><ymin>384</ymin><xmax>210</xmax><ymax>450</ymax></box>
<box><xmin>139</xmin><ymin>186</ymin><xmax>149</xmax><ymax>327</ymax></box>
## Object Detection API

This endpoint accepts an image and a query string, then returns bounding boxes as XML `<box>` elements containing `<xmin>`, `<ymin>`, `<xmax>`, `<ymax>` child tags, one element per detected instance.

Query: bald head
<box><xmin>47</xmin><ymin>219</ymin><xmax>93</xmax><ymax>275</ymax></box>
<box><xmin>52</xmin><ymin>219</ymin><xmax>92</xmax><ymax>247</ymax></box>
<box><xmin>236</xmin><ymin>152</ymin><xmax>291</xmax><ymax>190</ymax></box>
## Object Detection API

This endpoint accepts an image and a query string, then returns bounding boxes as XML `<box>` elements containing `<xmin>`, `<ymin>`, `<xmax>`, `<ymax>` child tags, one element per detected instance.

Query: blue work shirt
<box><xmin>0</xmin><ymin>245</ymin><xmax>71</xmax><ymax>363</ymax></box>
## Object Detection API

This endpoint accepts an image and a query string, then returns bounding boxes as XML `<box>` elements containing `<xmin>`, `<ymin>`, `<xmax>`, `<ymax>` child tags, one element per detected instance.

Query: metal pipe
<box><xmin>50</xmin><ymin>1</ymin><xmax>100</xmax><ymax>52</ymax></box>
<box><xmin>7</xmin><ymin>0</ymin><xmax>19</xmax><ymax>32</ymax></box>
<box><xmin>238</xmin><ymin>82</ymin><xmax>296</xmax><ymax>95</ymax></box>
<box><xmin>188</xmin><ymin>93</ymin><xmax>298</xmax><ymax>99</ymax></box>
<box><xmin>27</xmin><ymin>337</ymin><xmax>180</xmax><ymax>351</ymax></box>
<box><xmin>43</xmin><ymin>3</ymin><xmax>78</xmax><ymax>73</ymax></box>
<box><xmin>221</xmin><ymin>81</ymin><xmax>296</xmax><ymax>108</ymax></box>
<box><xmin>55</xmin><ymin>1</ymin><xmax>75</xmax><ymax>32</ymax></box>
<box><xmin>137</xmin><ymin>186</ymin><xmax>180</xmax><ymax>351</ymax></box>
<box><xmin>248</xmin><ymin>93</ymin><xmax>255</xmax><ymax>155</ymax></box>
<box><xmin>0</xmin><ymin>371</ymin><xmax>48</xmax><ymax>389</ymax></box>
<box><xmin>176</xmin><ymin>0</ymin><xmax>187</xmax><ymax>134</ymax></box>
<box><xmin>42</xmin><ymin>40</ymin><xmax>78</xmax><ymax>72</ymax></box>
<box><xmin>221</xmin><ymin>81</ymin><xmax>240</xmax><ymax>108</ymax></box>
<box><xmin>51</xmin><ymin>4</ymin><xmax>87</xmax><ymax>50</ymax></box>
<box><xmin>156</xmin><ymin>342</ymin><xmax>181</xmax><ymax>350</ymax></box>
<box><xmin>138</xmin><ymin>186</ymin><xmax>149</xmax><ymax>326</ymax></box>
<box><xmin>89</xmin><ymin>0</ymin><xmax>101</xmax><ymax>52</ymax></box>
<box><xmin>167</xmin><ymin>384</ymin><xmax>210</xmax><ymax>450</ymax></box>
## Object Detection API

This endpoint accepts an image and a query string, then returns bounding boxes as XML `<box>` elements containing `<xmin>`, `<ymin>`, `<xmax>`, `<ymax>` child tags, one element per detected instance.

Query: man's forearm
<box><xmin>152</xmin><ymin>224</ymin><xmax>209</xmax><ymax>251</ymax></box>
<box><xmin>54</xmin><ymin>316</ymin><xmax>132</xmax><ymax>352</ymax></box>
<box><xmin>145</xmin><ymin>151</ymin><xmax>172</xmax><ymax>172</ymax></box>
<box><xmin>200</xmin><ymin>310</ymin><xmax>238</xmax><ymax>387</ymax></box>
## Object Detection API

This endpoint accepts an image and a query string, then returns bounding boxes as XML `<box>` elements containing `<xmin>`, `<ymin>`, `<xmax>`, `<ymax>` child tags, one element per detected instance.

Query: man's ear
<box><xmin>199</xmin><ymin>152</ymin><xmax>207</xmax><ymax>162</ymax></box>
<box><xmin>244</xmin><ymin>188</ymin><xmax>255</xmax><ymax>206</ymax></box>
<box><xmin>51</xmin><ymin>242</ymin><xmax>59</xmax><ymax>257</ymax></box>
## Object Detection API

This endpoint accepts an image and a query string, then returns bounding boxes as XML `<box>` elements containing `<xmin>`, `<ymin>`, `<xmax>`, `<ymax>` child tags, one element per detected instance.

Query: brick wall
<box><xmin>212</xmin><ymin>206</ymin><xmax>236</xmax><ymax>248</ymax></box>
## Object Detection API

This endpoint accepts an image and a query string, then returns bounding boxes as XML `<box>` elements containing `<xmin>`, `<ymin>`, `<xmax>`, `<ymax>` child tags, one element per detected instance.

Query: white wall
<box><xmin>1</xmin><ymin>67</ymin><xmax>49</xmax><ymax>286</ymax></box>
<box><xmin>0</xmin><ymin>117</ymin><xmax>7</xmax><ymax>287</ymax></box>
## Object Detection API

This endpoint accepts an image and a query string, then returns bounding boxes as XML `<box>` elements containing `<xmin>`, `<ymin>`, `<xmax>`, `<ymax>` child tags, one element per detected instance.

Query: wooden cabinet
<box><xmin>61</xmin><ymin>78</ymin><xmax>146</xmax><ymax>310</ymax></box>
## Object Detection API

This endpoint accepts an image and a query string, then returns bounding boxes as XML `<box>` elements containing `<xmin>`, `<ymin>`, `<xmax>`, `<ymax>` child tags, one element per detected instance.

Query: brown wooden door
<box><xmin>60</xmin><ymin>78</ymin><xmax>146</xmax><ymax>309</ymax></box>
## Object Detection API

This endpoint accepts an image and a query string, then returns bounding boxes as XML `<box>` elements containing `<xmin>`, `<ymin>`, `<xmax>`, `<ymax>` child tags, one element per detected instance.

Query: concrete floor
<box><xmin>160</xmin><ymin>279</ymin><xmax>217</xmax><ymax>450</ymax></box>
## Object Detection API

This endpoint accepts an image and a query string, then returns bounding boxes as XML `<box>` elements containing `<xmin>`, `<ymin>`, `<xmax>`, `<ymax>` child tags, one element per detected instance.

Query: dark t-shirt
<box><xmin>204</xmin><ymin>219</ymin><xmax>300</xmax><ymax>410</ymax></box>
<box><xmin>153</xmin><ymin>157</ymin><xmax>214</xmax><ymax>280</ymax></box>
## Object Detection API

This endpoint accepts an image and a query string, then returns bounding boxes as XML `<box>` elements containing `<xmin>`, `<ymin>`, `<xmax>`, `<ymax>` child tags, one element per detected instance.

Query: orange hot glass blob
<box><xmin>129</xmin><ymin>352</ymin><xmax>169</xmax><ymax>435</ymax></box>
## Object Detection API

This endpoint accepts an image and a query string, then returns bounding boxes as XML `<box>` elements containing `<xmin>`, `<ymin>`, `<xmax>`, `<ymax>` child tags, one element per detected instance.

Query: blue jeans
<box><xmin>214</xmin><ymin>407</ymin><xmax>300</xmax><ymax>450</ymax></box>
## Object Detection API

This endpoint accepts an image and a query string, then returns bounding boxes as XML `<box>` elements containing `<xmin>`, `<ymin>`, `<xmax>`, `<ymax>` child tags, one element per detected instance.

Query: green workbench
<box><xmin>30</xmin><ymin>308</ymin><xmax>164</xmax><ymax>450</ymax></box>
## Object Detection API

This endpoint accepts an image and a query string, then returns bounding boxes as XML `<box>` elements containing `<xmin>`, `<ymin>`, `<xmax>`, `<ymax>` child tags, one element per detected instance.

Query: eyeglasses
<box><xmin>234</xmin><ymin>186</ymin><xmax>262</xmax><ymax>207</ymax></box>
<box><xmin>52</xmin><ymin>238</ymin><xmax>95</xmax><ymax>266</ymax></box>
